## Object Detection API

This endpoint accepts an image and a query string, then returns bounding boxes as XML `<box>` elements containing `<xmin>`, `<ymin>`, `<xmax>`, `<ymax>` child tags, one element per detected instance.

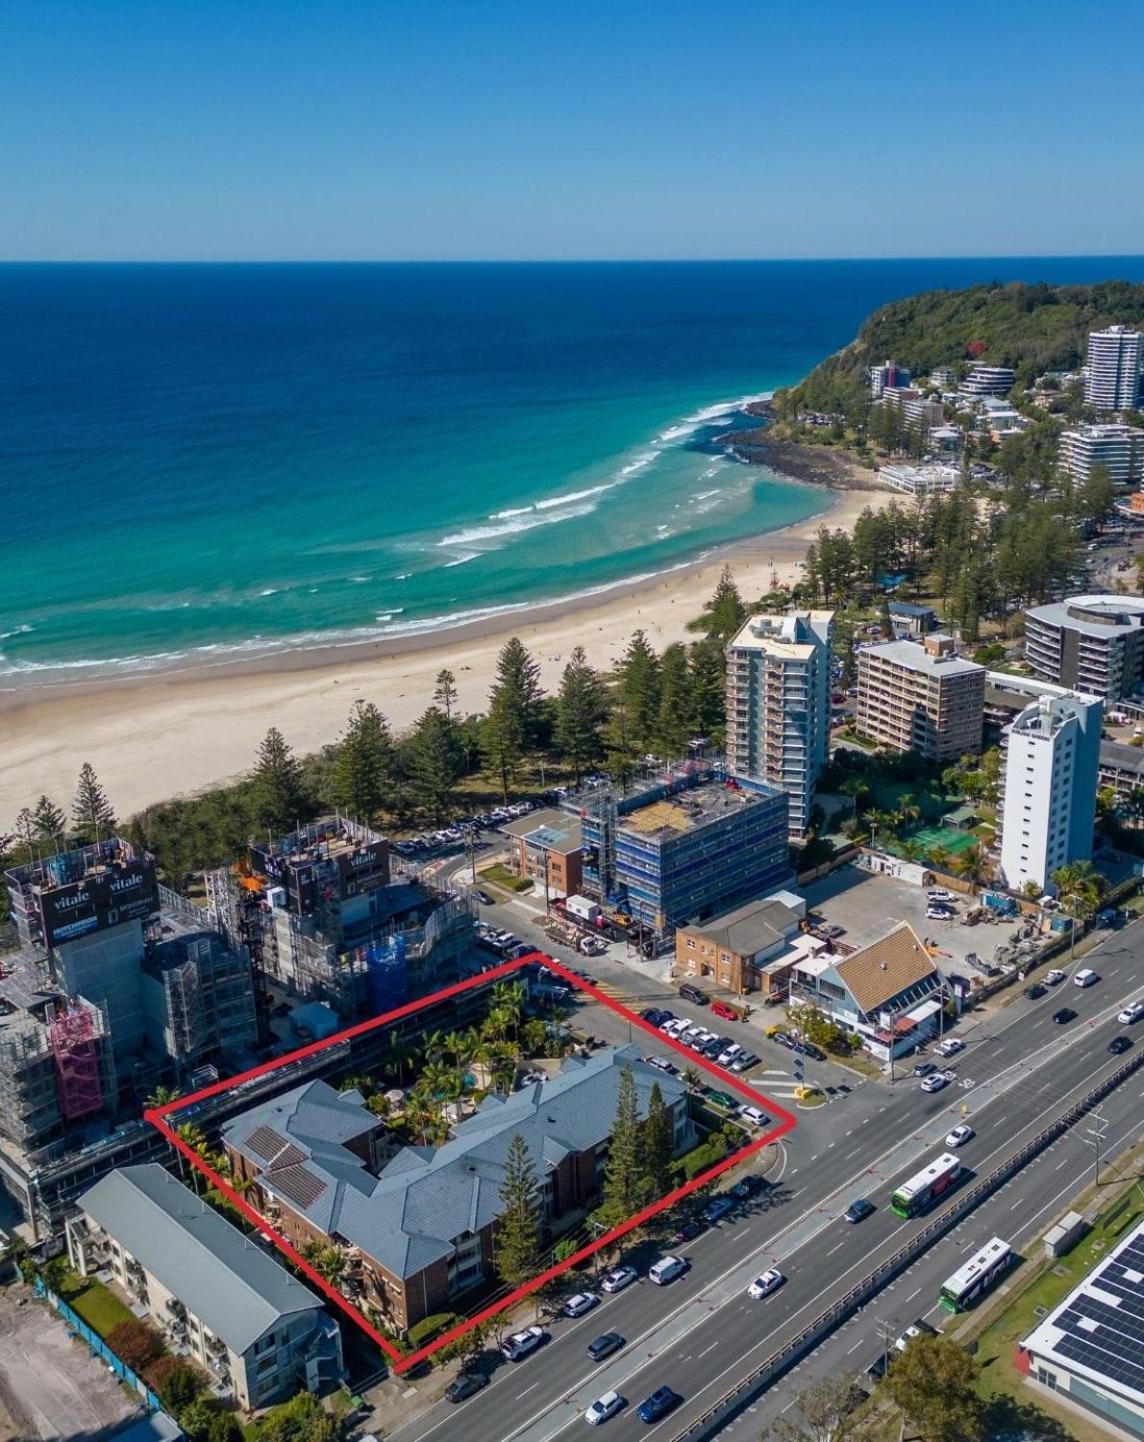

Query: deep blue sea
<box><xmin>3</xmin><ymin>259</ymin><xmax>1144</xmax><ymax>682</ymax></box>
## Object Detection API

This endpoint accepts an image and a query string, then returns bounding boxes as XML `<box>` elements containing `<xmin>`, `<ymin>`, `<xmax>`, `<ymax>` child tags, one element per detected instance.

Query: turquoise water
<box><xmin>3</xmin><ymin>259</ymin><xmax>1143</xmax><ymax>681</ymax></box>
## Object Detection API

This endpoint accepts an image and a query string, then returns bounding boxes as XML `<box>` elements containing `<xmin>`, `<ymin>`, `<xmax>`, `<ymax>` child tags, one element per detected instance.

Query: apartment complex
<box><xmin>856</xmin><ymin>634</ymin><xmax>985</xmax><ymax>762</ymax></box>
<box><xmin>577</xmin><ymin>765</ymin><xmax>791</xmax><ymax>944</ymax></box>
<box><xmin>881</xmin><ymin>386</ymin><xmax>944</xmax><ymax>430</ymax></box>
<box><xmin>1059</xmin><ymin>423</ymin><xmax>1144</xmax><ymax>487</ymax></box>
<box><xmin>1024</xmin><ymin>594</ymin><xmax>1144</xmax><ymax>702</ymax></box>
<box><xmin>999</xmin><ymin>691</ymin><xmax>1102</xmax><ymax>894</ymax></box>
<box><xmin>675</xmin><ymin>892</ymin><xmax>804</xmax><ymax>994</ymax></box>
<box><xmin>501</xmin><ymin>809</ymin><xmax>583</xmax><ymax>898</ymax></box>
<box><xmin>224</xmin><ymin>1049</ymin><xmax>691</xmax><ymax>1333</ymax></box>
<box><xmin>67</xmin><ymin>1165</ymin><xmax>343</xmax><ymax>1409</ymax></box>
<box><xmin>868</xmin><ymin>359</ymin><xmax>910</xmax><ymax>398</ymax></box>
<box><xmin>958</xmin><ymin>364</ymin><xmax>1014</xmax><ymax>398</ymax></box>
<box><xmin>1084</xmin><ymin>325</ymin><xmax>1143</xmax><ymax>412</ymax></box>
<box><xmin>725</xmin><ymin>609</ymin><xmax>834</xmax><ymax>838</ymax></box>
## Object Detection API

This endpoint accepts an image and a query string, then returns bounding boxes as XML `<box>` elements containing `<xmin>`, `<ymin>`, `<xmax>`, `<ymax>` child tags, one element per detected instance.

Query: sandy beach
<box><xmin>0</xmin><ymin>480</ymin><xmax>886</xmax><ymax>823</ymax></box>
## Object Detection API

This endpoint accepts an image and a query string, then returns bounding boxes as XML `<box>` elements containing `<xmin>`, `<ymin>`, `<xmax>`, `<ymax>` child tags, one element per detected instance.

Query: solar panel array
<box><xmin>271</xmin><ymin>1163</ymin><xmax>329</xmax><ymax>1210</ymax></box>
<box><xmin>245</xmin><ymin>1125</ymin><xmax>291</xmax><ymax>1161</ymax></box>
<box><xmin>1051</xmin><ymin>1230</ymin><xmax>1144</xmax><ymax>1398</ymax></box>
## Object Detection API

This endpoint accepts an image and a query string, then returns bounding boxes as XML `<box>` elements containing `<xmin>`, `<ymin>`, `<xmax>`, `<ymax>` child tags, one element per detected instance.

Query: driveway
<box><xmin>0</xmin><ymin>1285</ymin><xmax>139</xmax><ymax>1441</ymax></box>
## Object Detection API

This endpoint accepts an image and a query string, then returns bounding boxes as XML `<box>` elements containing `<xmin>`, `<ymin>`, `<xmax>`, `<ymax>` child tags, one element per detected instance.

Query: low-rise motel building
<box><xmin>224</xmin><ymin>1047</ymin><xmax>692</xmax><ymax>1334</ymax></box>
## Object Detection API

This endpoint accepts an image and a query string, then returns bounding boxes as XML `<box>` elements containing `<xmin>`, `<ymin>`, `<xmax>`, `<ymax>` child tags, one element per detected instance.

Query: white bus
<box><xmin>938</xmin><ymin>1236</ymin><xmax>1014</xmax><ymax>1311</ymax></box>
<box><xmin>890</xmin><ymin>1153</ymin><xmax>964</xmax><ymax>1218</ymax></box>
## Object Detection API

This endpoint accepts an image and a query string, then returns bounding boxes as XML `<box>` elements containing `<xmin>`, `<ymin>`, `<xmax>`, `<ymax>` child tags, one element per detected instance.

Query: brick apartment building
<box><xmin>500</xmin><ymin>809</ymin><xmax>584</xmax><ymax>899</ymax></box>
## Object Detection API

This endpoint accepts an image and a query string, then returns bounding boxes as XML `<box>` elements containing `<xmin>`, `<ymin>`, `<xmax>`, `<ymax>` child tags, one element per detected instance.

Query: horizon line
<box><xmin>3</xmin><ymin>253</ymin><xmax>1144</xmax><ymax>266</ymax></box>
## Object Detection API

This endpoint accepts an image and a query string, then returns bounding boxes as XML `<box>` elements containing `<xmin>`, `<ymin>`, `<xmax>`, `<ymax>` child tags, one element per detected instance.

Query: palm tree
<box><xmin>899</xmin><ymin>838</ymin><xmax>925</xmax><ymax>863</ymax></box>
<box><xmin>489</xmin><ymin>981</ymin><xmax>524</xmax><ymax>1035</ymax></box>
<box><xmin>175</xmin><ymin>1122</ymin><xmax>209</xmax><ymax>1193</ymax></box>
<box><xmin>898</xmin><ymin>794</ymin><xmax>921</xmax><ymax>829</ymax></box>
<box><xmin>145</xmin><ymin>1084</ymin><xmax>182</xmax><ymax>1110</ymax></box>
<box><xmin>1052</xmin><ymin>860</ymin><xmax>1105</xmax><ymax>960</ymax></box>
<box><xmin>951</xmin><ymin>842</ymin><xmax>990</xmax><ymax>896</ymax></box>
<box><xmin>926</xmin><ymin>841</ymin><xmax>953</xmax><ymax>876</ymax></box>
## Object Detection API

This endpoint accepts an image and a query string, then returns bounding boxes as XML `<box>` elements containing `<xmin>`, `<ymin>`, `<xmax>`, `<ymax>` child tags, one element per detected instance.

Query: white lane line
<box><xmin>846</xmin><ymin>1337</ymin><xmax>865</xmax><ymax>1354</ymax></box>
<box><xmin>826</xmin><ymin>1241</ymin><xmax>846</xmax><ymax>1257</ymax></box>
<box><xmin>697</xmin><ymin>1339</ymin><xmax>721</xmax><ymax>1361</ymax></box>
<box><xmin>516</xmin><ymin>1383</ymin><xmax>540</xmax><ymax>1399</ymax></box>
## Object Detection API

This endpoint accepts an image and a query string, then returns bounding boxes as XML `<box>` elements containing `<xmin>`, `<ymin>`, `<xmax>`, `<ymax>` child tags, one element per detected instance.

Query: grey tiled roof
<box><xmin>78</xmin><ymin>1165</ymin><xmax>324</xmax><ymax>1354</ymax></box>
<box><xmin>225</xmin><ymin>1048</ymin><xmax>685</xmax><ymax>1280</ymax></box>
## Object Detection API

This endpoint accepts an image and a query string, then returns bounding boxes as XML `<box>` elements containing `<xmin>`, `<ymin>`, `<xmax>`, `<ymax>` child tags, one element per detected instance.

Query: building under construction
<box><xmin>239</xmin><ymin>817</ymin><xmax>476</xmax><ymax>1019</ymax></box>
<box><xmin>576</xmin><ymin>761</ymin><xmax>792</xmax><ymax>947</ymax></box>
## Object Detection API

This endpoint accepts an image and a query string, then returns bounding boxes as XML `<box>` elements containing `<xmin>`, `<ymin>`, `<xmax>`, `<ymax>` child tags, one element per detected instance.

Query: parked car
<box><xmin>730</xmin><ymin>1175</ymin><xmax>767</xmax><ymax>1200</ymax></box>
<box><xmin>637</xmin><ymin>1388</ymin><xmax>682</xmax><ymax>1424</ymax></box>
<box><xmin>937</xmin><ymin>1038</ymin><xmax>965</xmax><ymax>1057</ymax></box>
<box><xmin>747</xmin><ymin>1268</ymin><xmax>785</xmax><ymax>1299</ymax></box>
<box><xmin>710</xmin><ymin>1000</ymin><xmax>742</xmax><ymax>1022</ymax></box>
<box><xmin>945</xmin><ymin>1124</ymin><xmax>975</xmax><ymax>1148</ymax></box>
<box><xmin>1108</xmin><ymin>1035</ymin><xmax>1133</xmax><ymax>1055</ymax></box>
<box><xmin>600</xmin><ymin>1265</ymin><xmax>638</xmax><ymax>1294</ymax></box>
<box><xmin>502</xmin><ymin>1326</ymin><xmax>549</xmax><ymax>1361</ymax></box>
<box><xmin>731</xmin><ymin>1051</ymin><xmax>760</xmax><ymax>1072</ymax></box>
<box><xmin>678</xmin><ymin>984</ymin><xmax>709</xmax><ymax>1006</ymax></box>
<box><xmin>671</xmin><ymin>1219</ymin><xmax>704</xmax><ymax>1244</ymax></box>
<box><xmin>1045</xmin><ymin>968</ymin><xmax>1067</xmax><ymax>985</ymax></box>
<box><xmin>587</xmin><ymin>1333</ymin><xmax>625</xmax><ymax>1362</ymax></box>
<box><xmin>1024</xmin><ymin>983</ymin><xmax>1047</xmax><ymax>1000</ymax></box>
<box><xmin>772</xmin><ymin>1030</ymin><xmax>795</xmax><ymax>1050</ymax></box>
<box><xmin>702</xmin><ymin>1196</ymin><xmax>735</xmax><ymax>1224</ymax></box>
<box><xmin>445</xmin><ymin>1371</ymin><xmax>489</xmax><ymax>1403</ymax></box>
<box><xmin>926</xmin><ymin>907</ymin><xmax>955</xmax><ymax>921</ymax></box>
<box><xmin>1117</xmin><ymin>1001</ymin><xmax>1144</xmax><ymax>1025</ymax></box>
<box><xmin>585</xmin><ymin>1391</ymin><xmax>626</xmax><ymax>1426</ymax></box>
<box><xmin>843</xmin><ymin>1198</ymin><xmax>875</xmax><ymax>1224</ymax></box>
<box><xmin>473</xmin><ymin>889</ymin><xmax>494</xmax><ymax>906</ymax></box>
<box><xmin>739</xmin><ymin>1104</ymin><xmax>768</xmax><ymax>1127</ymax></box>
<box><xmin>1074</xmin><ymin>968</ymin><xmax>1100</xmax><ymax>988</ymax></box>
<box><xmin>648</xmin><ymin>1256</ymin><xmax>688</xmax><ymax>1285</ymax></box>
<box><xmin>562</xmin><ymin>1292</ymin><xmax>599</xmax><ymax>1318</ymax></box>
<box><xmin>914</xmin><ymin>1061</ymin><xmax>937</xmax><ymax>1077</ymax></box>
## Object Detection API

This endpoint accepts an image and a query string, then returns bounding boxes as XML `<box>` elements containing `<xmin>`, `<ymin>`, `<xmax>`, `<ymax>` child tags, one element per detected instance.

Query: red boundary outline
<box><xmin>145</xmin><ymin>952</ymin><xmax>796</xmax><ymax>1373</ymax></box>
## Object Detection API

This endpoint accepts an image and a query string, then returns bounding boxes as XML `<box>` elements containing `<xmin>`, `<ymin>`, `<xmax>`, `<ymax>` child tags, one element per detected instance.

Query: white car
<box><xmin>748</xmin><ymin>1268</ymin><xmax>785</xmax><ymax>1299</ymax></box>
<box><xmin>928</xmin><ymin>888</ymin><xmax>955</xmax><ymax>903</ymax></box>
<box><xmin>502</xmin><ymin>1326</ymin><xmax>548</xmax><ymax>1362</ymax></box>
<box><xmin>562</xmin><ymin>1291</ymin><xmax>599</xmax><ymax>1318</ymax></box>
<box><xmin>600</xmin><ymin>1265</ymin><xmax>637</xmax><ymax>1294</ymax></box>
<box><xmin>945</xmin><ymin>1124</ymin><xmax>975</xmax><ymax>1148</ymax></box>
<box><xmin>585</xmin><ymin>1391</ymin><xmax>625</xmax><ymax>1426</ymax></box>
<box><xmin>921</xmin><ymin>1072</ymin><xmax>952</xmax><ymax>1093</ymax></box>
<box><xmin>739</xmin><ymin>1104</ymin><xmax>768</xmax><ymax>1127</ymax></box>
<box><xmin>717</xmin><ymin>1044</ymin><xmax>742</xmax><ymax>1067</ymax></box>
<box><xmin>1045</xmin><ymin>968</ymin><xmax>1067</xmax><ymax>986</ymax></box>
<box><xmin>1074</xmin><ymin>968</ymin><xmax>1100</xmax><ymax>988</ymax></box>
<box><xmin>937</xmin><ymin>1038</ymin><xmax>965</xmax><ymax>1057</ymax></box>
<box><xmin>926</xmin><ymin>907</ymin><xmax>954</xmax><ymax>921</ymax></box>
<box><xmin>1117</xmin><ymin>1001</ymin><xmax>1144</xmax><ymax>1025</ymax></box>
<box><xmin>648</xmin><ymin>1255</ymin><xmax>688</xmax><ymax>1285</ymax></box>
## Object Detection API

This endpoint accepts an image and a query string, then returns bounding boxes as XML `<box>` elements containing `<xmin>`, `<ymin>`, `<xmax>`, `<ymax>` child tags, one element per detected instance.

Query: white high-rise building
<box><xmin>1059</xmin><ymin>423</ymin><xmax>1144</xmax><ymax>486</ymax></box>
<box><xmin>726</xmin><ymin>610</ymin><xmax>834</xmax><ymax>840</ymax></box>
<box><xmin>999</xmin><ymin>690</ymin><xmax>1102</xmax><ymax>895</ymax></box>
<box><xmin>1084</xmin><ymin>326</ymin><xmax>1143</xmax><ymax>412</ymax></box>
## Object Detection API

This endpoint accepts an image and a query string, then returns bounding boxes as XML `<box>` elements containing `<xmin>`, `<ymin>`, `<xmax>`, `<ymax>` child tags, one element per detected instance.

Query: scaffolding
<box><xmin>50</xmin><ymin>1004</ymin><xmax>104</xmax><ymax>1122</ymax></box>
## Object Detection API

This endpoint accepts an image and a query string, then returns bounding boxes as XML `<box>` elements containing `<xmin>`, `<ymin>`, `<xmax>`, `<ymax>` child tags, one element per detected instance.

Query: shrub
<box><xmin>406</xmin><ymin>1311</ymin><xmax>458</xmax><ymax>1349</ymax></box>
<box><xmin>682</xmin><ymin>1135</ymin><xmax>729</xmax><ymax>1181</ymax></box>
<box><xmin>106</xmin><ymin>1318</ymin><xmax>165</xmax><ymax>1372</ymax></box>
<box><xmin>144</xmin><ymin>1355</ymin><xmax>205</xmax><ymax>1412</ymax></box>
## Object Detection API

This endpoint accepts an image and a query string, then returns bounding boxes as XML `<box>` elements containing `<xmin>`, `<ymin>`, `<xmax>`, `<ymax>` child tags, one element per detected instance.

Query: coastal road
<box><xmin>384</xmin><ymin>919</ymin><xmax>1144</xmax><ymax>1442</ymax></box>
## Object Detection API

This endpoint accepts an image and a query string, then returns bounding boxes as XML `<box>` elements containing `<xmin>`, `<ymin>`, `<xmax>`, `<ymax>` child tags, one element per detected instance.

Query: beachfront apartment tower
<box><xmin>958</xmin><ymin>365</ymin><xmax>1015</xmax><ymax>398</ymax></box>
<box><xmin>1024</xmin><ymin>595</ymin><xmax>1144</xmax><ymax>703</ymax></box>
<box><xmin>1059</xmin><ymin>424</ymin><xmax>1144</xmax><ymax>487</ymax></box>
<box><xmin>856</xmin><ymin>634</ymin><xmax>985</xmax><ymax>762</ymax></box>
<box><xmin>726</xmin><ymin>610</ymin><xmax>834</xmax><ymax>839</ymax></box>
<box><xmin>999</xmin><ymin>691</ymin><xmax>1102</xmax><ymax>894</ymax></box>
<box><xmin>1084</xmin><ymin>327</ymin><xmax>1143</xmax><ymax>412</ymax></box>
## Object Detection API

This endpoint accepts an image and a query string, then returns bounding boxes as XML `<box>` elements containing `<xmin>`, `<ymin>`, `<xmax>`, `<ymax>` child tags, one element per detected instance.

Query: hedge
<box><xmin>407</xmin><ymin>1312</ymin><xmax>458</xmax><ymax>1349</ymax></box>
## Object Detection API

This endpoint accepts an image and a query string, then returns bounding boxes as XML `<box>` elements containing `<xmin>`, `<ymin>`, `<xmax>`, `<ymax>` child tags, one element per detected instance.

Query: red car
<box><xmin>710</xmin><ymin>1000</ymin><xmax>741</xmax><ymax>1022</ymax></box>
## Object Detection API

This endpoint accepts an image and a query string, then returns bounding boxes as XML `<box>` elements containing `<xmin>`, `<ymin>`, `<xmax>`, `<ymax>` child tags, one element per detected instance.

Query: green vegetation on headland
<box><xmin>774</xmin><ymin>279</ymin><xmax>1144</xmax><ymax>427</ymax></box>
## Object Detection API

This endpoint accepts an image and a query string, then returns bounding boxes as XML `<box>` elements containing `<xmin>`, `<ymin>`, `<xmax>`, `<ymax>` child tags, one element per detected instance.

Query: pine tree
<box><xmin>32</xmin><ymin>796</ymin><xmax>67</xmax><ymax>852</ymax></box>
<box><xmin>599</xmin><ymin>1065</ymin><xmax>645</xmax><ymax>1228</ymax></box>
<box><xmin>554</xmin><ymin>646</ymin><xmax>607</xmax><ymax>783</ymax></box>
<box><xmin>642</xmin><ymin>1081</ymin><xmax>674</xmax><ymax>1201</ymax></box>
<box><xmin>71</xmin><ymin>763</ymin><xmax>116</xmax><ymax>842</ymax></box>
<box><xmin>687</xmin><ymin>640</ymin><xmax>726</xmax><ymax>742</ymax></box>
<box><xmin>617</xmin><ymin>630</ymin><xmax>660</xmax><ymax>754</ymax></box>
<box><xmin>493</xmin><ymin>1131</ymin><xmax>541</xmax><ymax>1286</ymax></box>
<box><xmin>330</xmin><ymin>700</ymin><xmax>393</xmax><ymax>821</ymax></box>
<box><xmin>409</xmin><ymin>706</ymin><xmax>464</xmax><ymax>823</ymax></box>
<box><xmin>689</xmin><ymin>565</ymin><xmax>746</xmax><ymax>645</ymax></box>
<box><xmin>603</xmin><ymin>701</ymin><xmax>637</xmax><ymax>791</ymax></box>
<box><xmin>250</xmin><ymin>728</ymin><xmax>305</xmax><ymax>833</ymax></box>
<box><xmin>434</xmin><ymin>668</ymin><xmax>458</xmax><ymax>719</ymax></box>
<box><xmin>482</xmin><ymin>638</ymin><xmax>542</xmax><ymax>800</ymax></box>
<box><xmin>655</xmin><ymin>643</ymin><xmax>693</xmax><ymax>757</ymax></box>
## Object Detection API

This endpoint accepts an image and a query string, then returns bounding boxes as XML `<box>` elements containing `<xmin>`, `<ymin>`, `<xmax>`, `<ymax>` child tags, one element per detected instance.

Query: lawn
<box><xmin>67</xmin><ymin>1276</ymin><xmax>137</xmax><ymax>1337</ymax></box>
<box><xmin>479</xmin><ymin>862</ymin><xmax>533</xmax><ymax>894</ymax></box>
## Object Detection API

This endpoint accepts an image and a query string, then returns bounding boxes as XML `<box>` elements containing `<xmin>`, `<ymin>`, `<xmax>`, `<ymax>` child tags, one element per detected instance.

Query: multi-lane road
<box><xmin>386</xmin><ymin>914</ymin><xmax>1144</xmax><ymax>1442</ymax></box>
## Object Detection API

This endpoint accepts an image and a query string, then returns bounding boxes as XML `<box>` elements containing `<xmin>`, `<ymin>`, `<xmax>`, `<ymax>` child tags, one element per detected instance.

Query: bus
<box><xmin>938</xmin><ymin>1236</ymin><xmax>1014</xmax><ymax>1311</ymax></box>
<box><xmin>889</xmin><ymin>1153</ymin><xmax>964</xmax><ymax>1218</ymax></box>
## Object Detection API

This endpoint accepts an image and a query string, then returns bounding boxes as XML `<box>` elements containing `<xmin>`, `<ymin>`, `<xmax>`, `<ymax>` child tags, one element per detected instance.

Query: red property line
<box><xmin>145</xmin><ymin>951</ymin><xmax>796</xmax><ymax>1374</ymax></box>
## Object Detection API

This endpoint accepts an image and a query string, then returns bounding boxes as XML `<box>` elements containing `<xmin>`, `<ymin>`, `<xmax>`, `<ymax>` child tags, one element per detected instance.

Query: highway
<box><xmin>385</xmin><ymin>915</ymin><xmax>1144</xmax><ymax>1442</ymax></box>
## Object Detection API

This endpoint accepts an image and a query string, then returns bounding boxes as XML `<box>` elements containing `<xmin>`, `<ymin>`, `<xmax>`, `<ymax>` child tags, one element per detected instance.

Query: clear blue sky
<box><xmin>3</xmin><ymin>0</ymin><xmax>1142</xmax><ymax>261</ymax></box>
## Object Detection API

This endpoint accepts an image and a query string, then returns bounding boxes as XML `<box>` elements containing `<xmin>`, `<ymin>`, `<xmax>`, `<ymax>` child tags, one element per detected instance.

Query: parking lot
<box><xmin>800</xmin><ymin>864</ymin><xmax>992</xmax><ymax>970</ymax></box>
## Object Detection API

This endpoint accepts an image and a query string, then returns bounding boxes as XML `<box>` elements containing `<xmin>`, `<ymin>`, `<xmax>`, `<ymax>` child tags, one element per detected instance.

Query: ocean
<box><xmin>3</xmin><ymin>258</ymin><xmax>1144</xmax><ymax>683</ymax></box>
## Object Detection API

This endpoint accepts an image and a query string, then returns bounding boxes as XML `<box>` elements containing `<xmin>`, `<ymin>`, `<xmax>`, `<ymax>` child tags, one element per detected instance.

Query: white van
<box><xmin>648</xmin><ymin>1255</ymin><xmax>688</xmax><ymax>1285</ymax></box>
<box><xmin>1074</xmin><ymin>968</ymin><xmax>1099</xmax><ymax>988</ymax></box>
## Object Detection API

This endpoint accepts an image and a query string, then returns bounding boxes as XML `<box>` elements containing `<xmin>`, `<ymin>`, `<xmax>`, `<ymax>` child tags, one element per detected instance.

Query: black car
<box><xmin>1108</xmin><ymin>1034</ymin><xmax>1133</xmax><ymax>1054</ymax></box>
<box><xmin>637</xmin><ymin>1387</ymin><xmax>682</xmax><ymax>1424</ymax></box>
<box><xmin>844</xmin><ymin>1198</ymin><xmax>876</xmax><ymax>1223</ymax></box>
<box><xmin>641</xmin><ymin>1008</ymin><xmax>669</xmax><ymax>1026</ymax></box>
<box><xmin>474</xmin><ymin>889</ymin><xmax>494</xmax><ymax>906</ymax></box>
<box><xmin>772</xmin><ymin>1031</ymin><xmax>795</xmax><ymax>1049</ymax></box>
<box><xmin>914</xmin><ymin>1061</ymin><xmax>937</xmax><ymax>1078</ymax></box>
<box><xmin>730</xmin><ymin>1174</ymin><xmax>767</xmax><ymax>1200</ymax></box>
<box><xmin>1053</xmin><ymin>1007</ymin><xmax>1077</xmax><ymax>1024</ymax></box>
<box><xmin>1024</xmin><ymin>983</ymin><xmax>1047</xmax><ymax>1000</ymax></box>
<box><xmin>445</xmin><ymin>1371</ymin><xmax>489</xmax><ymax>1403</ymax></box>
<box><xmin>587</xmin><ymin>1331</ymin><xmax>625</xmax><ymax>1362</ymax></box>
<box><xmin>671</xmin><ymin>1218</ymin><xmax>705</xmax><ymax>1244</ymax></box>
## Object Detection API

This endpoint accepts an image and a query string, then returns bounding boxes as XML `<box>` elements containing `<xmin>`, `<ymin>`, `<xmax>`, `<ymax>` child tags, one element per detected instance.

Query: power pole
<box><xmin>1085</xmin><ymin>1106</ymin><xmax>1109</xmax><ymax>1186</ymax></box>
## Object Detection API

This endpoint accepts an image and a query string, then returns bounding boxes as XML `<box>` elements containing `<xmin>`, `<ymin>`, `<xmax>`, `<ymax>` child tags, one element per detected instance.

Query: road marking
<box><xmin>516</xmin><ymin>1383</ymin><xmax>540</xmax><ymax>1399</ymax></box>
<box><xmin>826</xmin><ymin>1241</ymin><xmax>845</xmax><ymax>1257</ymax></box>
<box><xmin>846</xmin><ymin>1338</ymin><xmax>865</xmax><ymax>1354</ymax></box>
<box><xmin>697</xmin><ymin>1339</ymin><xmax>720</xmax><ymax>1361</ymax></box>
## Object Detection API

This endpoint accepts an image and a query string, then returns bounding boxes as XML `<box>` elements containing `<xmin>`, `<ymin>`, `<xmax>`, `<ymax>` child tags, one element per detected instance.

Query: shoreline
<box><xmin>0</xmin><ymin>457</ymin><xmax>887</xmax><ymax>822</ymax></box>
